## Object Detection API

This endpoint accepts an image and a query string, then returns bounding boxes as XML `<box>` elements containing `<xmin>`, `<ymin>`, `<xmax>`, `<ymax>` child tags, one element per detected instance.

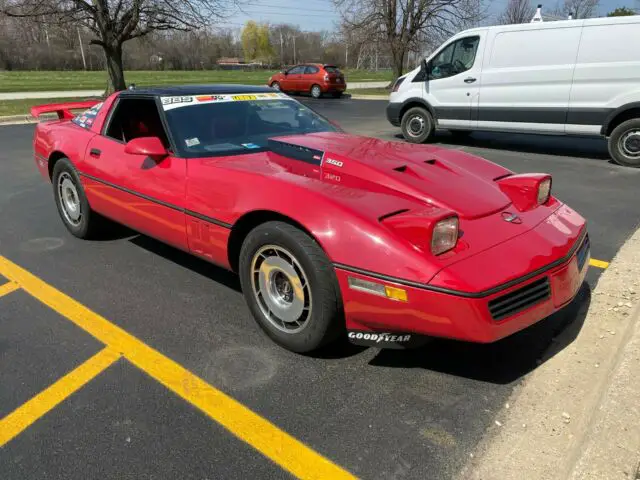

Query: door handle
<box><xmin>89</xmin><ymin>148</ymin><xmax>101</xmax><ymax>158</ymax></box>
<box><xmin>464</xmin><ymin>77</ymin><xmax>477</xmax><ymax>84</ymax></box>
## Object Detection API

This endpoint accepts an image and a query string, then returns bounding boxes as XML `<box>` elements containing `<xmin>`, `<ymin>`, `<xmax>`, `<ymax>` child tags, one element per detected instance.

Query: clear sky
<box><xmin>219</xmin><ymin>0</ymin><xmax>639</xmax><ymax>32</ymax></box>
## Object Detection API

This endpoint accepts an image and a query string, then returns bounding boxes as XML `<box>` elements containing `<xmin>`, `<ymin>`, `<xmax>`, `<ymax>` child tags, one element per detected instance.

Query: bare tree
<box><xmin>2</xmin><ymin>0</ymin><xmax>234</xmax><ymax>91</ymax></box>
<box><xmin>553</xmin><ymin>0</ymin><xmax>600</xmax><ymax>18</ymax></box>
<box><xmin>336</xmin><ymin>0</ymin><xmax>484</xmax><ymax>80</ymax></box>
<box><xmin>498</xmin><ymin>0</ymin><xmax>535</xmax><ymax>24</ymax></box>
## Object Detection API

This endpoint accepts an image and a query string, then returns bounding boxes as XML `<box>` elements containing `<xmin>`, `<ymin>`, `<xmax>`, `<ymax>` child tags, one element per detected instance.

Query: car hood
<box><xmin>264</xmin><ymin>132</ymin><xmax>513</xmax><ymax>219</ymax></box>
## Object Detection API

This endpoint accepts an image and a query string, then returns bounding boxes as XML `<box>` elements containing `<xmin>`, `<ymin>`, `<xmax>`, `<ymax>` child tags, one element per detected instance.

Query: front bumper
<box><xmin>337</xmin><ymin>231</ymin><xmax>589</xmax><ymax>345</ymax></box>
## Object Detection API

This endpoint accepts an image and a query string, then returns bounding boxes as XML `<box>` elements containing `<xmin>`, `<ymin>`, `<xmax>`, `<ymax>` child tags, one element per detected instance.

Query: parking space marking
<box><xmin>0</xmin><ymin>347</ymin><xmax>121</xmax><ymax>447</ymax></box>
<box><xmin>589</xmin><ymin>258</ymin><xmax>610</xmax><ymax>269</ymax></box>
<box><xmin>0</xmin><ymin>254</ymin><xmax>355</xmax><ymax>480</ymax></box>
<box><xmin>0</xmin><ymin>281</ymin><xmax>20</xmax><ymax>298</ymax></box>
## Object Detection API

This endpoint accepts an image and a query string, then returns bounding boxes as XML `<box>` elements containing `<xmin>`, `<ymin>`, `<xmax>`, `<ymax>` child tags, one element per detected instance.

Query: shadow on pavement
<box><xmin>129</xmin><ymin>234</ymin><xmax>242</xmax><ymax>292</ymax></box>
<box><xmin>368</xmin><ymin>282</ymin><xmax>592</xmax><ymax>385</ymax></box>
<box><xmin>393</xmin><ymin>131</ymin><xmax>611</xmax><ymax>161</ymax></box>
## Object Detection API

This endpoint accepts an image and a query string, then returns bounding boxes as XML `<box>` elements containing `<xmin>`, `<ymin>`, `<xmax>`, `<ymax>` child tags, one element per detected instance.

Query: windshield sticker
<box><xmin>185</xmin><ymin>137</ymin><xmax>200</xmax><ymax>147</ymax></box>
<box><xmin>161</xmin><ymin>92</ymin><xmax>290</xmax><ymax>110</ymax></box>
<box><xmin>241</xmin><ymin>143</ymin><xmax>261</xmax><ymax>149</ymax></box>
<box><xmin>72</xmin><ymin>102</ymin><xmax>103</xmax><ymax>129</ymax></box>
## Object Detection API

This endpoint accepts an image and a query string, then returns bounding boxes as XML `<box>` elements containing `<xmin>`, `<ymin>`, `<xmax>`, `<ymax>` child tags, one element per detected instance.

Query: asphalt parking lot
<box><xmin>1</xmin><ymin>97</ymin><xmax>639</xmax><ymax>480</ymax></box>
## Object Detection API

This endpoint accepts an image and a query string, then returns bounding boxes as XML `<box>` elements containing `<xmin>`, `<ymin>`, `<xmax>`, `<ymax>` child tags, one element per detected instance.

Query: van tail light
<box><xmin>392</xmin><ymin>77</ymin><xmax>405</xmax><ymax>92</ymax></box>
<box><xmin>497</xmin><ymin>174</ymin><xmax>553</xmax><ymax>211</ymax></box>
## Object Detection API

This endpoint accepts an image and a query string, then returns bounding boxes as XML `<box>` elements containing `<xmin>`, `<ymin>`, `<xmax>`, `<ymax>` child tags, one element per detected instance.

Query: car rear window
<box><xmin>324</xmin><ymin>66</ymin><xmax>341</xmax><ymax>74</ymax></box>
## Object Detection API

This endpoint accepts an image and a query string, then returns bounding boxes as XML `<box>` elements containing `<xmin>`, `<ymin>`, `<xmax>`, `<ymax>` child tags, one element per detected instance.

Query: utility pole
<box><xmin>345</xmin><ymin>41</ymin><xmax>348</xmax><ymax>68</ymax></box>
<box><xmin>280</xmin><ymin>31</ymin><xmax>284</xmax><ymax>67</ymax></box>
<box><xmin>292</xmin><ymin>34</ymin><xmax>296</xmax><ymax>64</ymax></box>
<box><xmin>77</xmin><ymin>27</ymin><xmax>87</xmax><ymax>70</ymax></box>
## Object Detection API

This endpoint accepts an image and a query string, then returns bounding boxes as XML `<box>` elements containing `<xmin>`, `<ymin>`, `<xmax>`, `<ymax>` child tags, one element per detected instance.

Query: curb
<box><xmin>348</xmin><ymin>94</ymin><xmax>389</xmax><ymax>100</ymax></box>
<box><xmin>0</xmin><ymin>114</ymin><xmax>36</xmax><ymax>125</ymax></box>
<box><xmin>461</xmin><ymin>227</ymin><xmax>640</xmax><ymax>480</ymax></box>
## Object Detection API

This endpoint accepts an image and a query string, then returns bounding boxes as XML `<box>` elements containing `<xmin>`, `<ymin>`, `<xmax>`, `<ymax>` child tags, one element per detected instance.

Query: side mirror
<box><xmin>124</xmin><ymin>136</ymin><xmax>167</xmax><ymax>158</ymax></box>
<box><xmin>421</xmin><ymin>59</ymin><xmax>430</xmax><ymax>80</ymax></box>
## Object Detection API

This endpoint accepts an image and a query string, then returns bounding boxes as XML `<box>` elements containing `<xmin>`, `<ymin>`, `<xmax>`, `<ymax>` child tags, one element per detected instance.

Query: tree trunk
<box><xmin>103</xmin><ymin>44</ymin><xmax>126</xmax><ymax>92</ymax></box>
<box><xmin>391</xmin><ymin>48</ymin><xmax>405</xmax><ymax>79</ymax></box>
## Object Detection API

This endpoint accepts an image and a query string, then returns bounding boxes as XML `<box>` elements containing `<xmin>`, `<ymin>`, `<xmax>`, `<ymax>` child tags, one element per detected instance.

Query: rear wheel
<box><xmin>52</xmin><ymin>157</ymin><xmax>105</xmax><ymax>238</ymax></box>
<box><xmin>239</xmin><ymin>221</ymin><xmax>343</xmax><ymax>353</ymax></box>
<box><xmin>608</xmin><ymin>118</ymin><xmax>640</xmax><ymax>167</ymax></box>
<box><xmin>311</xmin><ymin>84</ymin><xmax>323</xmax><ymax>99</ymax></box>
<box><xmin>401</xmin><ymin>106</ymin><xmax>435</xmax><ymax>143</ymax></box>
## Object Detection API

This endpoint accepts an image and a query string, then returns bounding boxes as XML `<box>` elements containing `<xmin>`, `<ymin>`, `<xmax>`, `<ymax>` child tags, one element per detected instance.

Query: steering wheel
<box><xmin>453</xmin><ymin>59</ymin><xmax>466</xmax><ymax>73</ymax></box>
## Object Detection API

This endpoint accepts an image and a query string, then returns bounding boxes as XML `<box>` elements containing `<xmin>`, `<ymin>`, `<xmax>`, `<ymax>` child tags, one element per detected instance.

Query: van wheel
<box><xmin>401</xmin><ymin>107</ymin><xmax>434</xmax><ymax>143</ymax></box>
<box><xmin>609</xmin><ymin>118</ymin><xmax>640</xmax><ymax>167</ymax></box>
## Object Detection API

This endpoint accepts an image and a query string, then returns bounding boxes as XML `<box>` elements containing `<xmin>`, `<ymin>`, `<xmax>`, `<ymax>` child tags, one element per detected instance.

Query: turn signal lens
<box><xmin>537</xmin><ymin>178</ymin><xmax>552</xmax><ymax>205</ymax></box>
<box><xmin>348</xmin><ymin>277</ymin><xmax>408</xmax><ymax>302</ymax></box>
<box><xmin>431</xmin><ymin>216</ymin><xmax>459</xmax><ymax>255</ymax></box>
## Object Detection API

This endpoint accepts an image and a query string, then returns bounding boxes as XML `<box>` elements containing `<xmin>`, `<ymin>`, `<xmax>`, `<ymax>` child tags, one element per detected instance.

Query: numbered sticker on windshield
<box><xmin>161</xmin><ymin>92</ymin><xmax>291</xmax><ymax>111</ymax></box>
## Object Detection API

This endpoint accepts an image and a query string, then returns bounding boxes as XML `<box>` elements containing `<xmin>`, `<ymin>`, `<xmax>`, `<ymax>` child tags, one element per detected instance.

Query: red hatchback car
<box><xmin>268</xmin><ymin>64</ymin><xmax>346</xmax><ymax>98</ymax></box>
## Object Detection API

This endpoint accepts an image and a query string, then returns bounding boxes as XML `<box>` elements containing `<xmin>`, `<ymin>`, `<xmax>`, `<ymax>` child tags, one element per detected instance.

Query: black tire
<box><xmin>608</xmin><ymin>118</ymin><xmax>640</xmax><ymax>167</ymax></box>
<box><xmin>238</xmin><ymin>221</ymin><xmax>343</xmax><ymax>353</ymax></box>
<box><xmin>310</xmin><ymin>84</ymin><xmax>323</xmax><ymax>99</ymax></box>
<box><xmin>52</xmin><ymin>157</ymin><xmax>104</xmax><ymax>238</ymax></box>
<box><xmin>270</xmin><ymin>81</ymin><xmax>280</xmax><ymax>91</ymax></box>
<box><xmin>401</xmin><ymin>106</ymin><xmax>435</xmax><ymax>143</ymax></box>
<box><xmin>449</xmin><ymin>129</ymin><xmax>472</xmax><ymax>139</ymax></box>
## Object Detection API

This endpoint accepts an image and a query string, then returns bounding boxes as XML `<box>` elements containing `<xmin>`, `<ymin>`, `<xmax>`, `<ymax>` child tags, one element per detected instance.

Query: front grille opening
<box><xmin>488</xmin><ymin>277</ymin><xmax>550</xmax><ymax>321</ymax></box>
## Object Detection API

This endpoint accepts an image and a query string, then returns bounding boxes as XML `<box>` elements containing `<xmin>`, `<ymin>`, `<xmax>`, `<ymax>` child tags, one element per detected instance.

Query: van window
<box><xmin>489</xmin><ymin>27</ymin><xmax>581</xmax><ymax>69</ymax></box>
<box><xmin>429</xmin><ymin>36</ymin><xmax>479</xmax><ymax>80</ymax></box>
<box><xmin>577</xmin><ymin>24</ymin><xmax>640</xmax><ymax>64</ymax></box>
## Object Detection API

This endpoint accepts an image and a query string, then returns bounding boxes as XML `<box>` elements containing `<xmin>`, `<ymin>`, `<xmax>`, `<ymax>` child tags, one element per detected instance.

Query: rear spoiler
<box><xmin>30</xmin><ymin>100</ymin><xmax>100</xmax><ymax>120</ymax></box>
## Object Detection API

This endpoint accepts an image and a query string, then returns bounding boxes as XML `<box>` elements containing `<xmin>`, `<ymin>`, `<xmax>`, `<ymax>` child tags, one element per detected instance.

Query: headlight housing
<box><xmin>431</xmin><ymin>216</ymin><xmax>459</xmax><ymax>255</ymax></box>
<box><xmin>537</xmin><ymin>177</ymin><xmax>552</xmax><ymax>205</ymax></box>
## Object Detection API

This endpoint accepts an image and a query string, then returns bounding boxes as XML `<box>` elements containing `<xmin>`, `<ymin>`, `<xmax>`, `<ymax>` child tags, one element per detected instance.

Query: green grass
<box><xmin>0</xmin><ymin>97</ymin><xmax>101</xmax><ymax>116</ymax></box>
<box><xmin>0</xmin><ymin>69</ymin><xmax>393</xmax><ymax>93</ymax></box>
<box><xmin>348</xmin><ymin>87</ymin><xmax>390</xmax><ymax>96</ymax></box>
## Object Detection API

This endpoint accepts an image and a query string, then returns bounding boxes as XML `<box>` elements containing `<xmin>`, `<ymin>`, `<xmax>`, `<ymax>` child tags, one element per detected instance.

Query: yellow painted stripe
<box><xmin>0</xmin><ymin>255</ymin><xmax>355</xmax><ymax>480</ymax></box>
<box><xmin>0</xmin><ymin>347</ymin><xmax>120</xmax><ymax>446</ymax></box>
<box><xmin>0</xmin><ymin>281</ymin><xmax>20</xmax><ymax>298</ymax></box>
<box><xmin>590</xmin><ymin>258</ymin><xmax>610</xmax><ymax>269</ymax></box>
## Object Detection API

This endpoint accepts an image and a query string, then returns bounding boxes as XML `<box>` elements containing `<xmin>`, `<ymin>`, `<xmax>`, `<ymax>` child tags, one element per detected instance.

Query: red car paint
<box><xmin>31</xmin><ymin>89</ymin><xmax>588</xmax><ymax>346</ymax></box>
<box><xmin>268</xmin><ymin>64</ymin><xmax>347</xmax><ymax>96</ymax></box>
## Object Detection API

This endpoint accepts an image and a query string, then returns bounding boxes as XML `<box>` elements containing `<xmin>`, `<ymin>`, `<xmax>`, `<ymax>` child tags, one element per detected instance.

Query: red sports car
<box><xmin>31</xmin><ymin>85</ymin><xmax>589</xmax><ymax>353</ymax></box>
<box><xmin>268</xmin><ymin>64</ymin><xmax>346</xmax><ymax>98</ymax></box>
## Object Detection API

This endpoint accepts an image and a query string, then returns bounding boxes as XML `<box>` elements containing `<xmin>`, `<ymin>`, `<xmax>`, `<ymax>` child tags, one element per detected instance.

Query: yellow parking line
<box><xmin>0</xmin><ymin>255</ymin><xmax>355</xmax><ymax>480</ymax></box>
<box><xmin>0</xmin><ymin>281</ymin><xmax>20</xmax><ymax>298</ymax></box>
<box><xmin>0</xmin><ymin>347</ymin><xmax>120</xmax><ymax>447</ymax></box>
<box><xmin>590</xmin><ymin>258</ymin><xmax>610</xmax><ymax>269</ymax></box>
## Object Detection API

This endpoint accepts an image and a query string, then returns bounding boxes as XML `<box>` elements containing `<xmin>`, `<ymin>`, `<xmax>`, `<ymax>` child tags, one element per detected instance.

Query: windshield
<box><xmin>162</xmin><ymin>93</ymin><xmax>338</xmax><ymax>157</ymax></box>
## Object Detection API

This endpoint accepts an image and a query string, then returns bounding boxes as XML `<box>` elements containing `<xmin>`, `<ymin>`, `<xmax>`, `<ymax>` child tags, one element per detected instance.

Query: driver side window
<box><xmin>429</xmin><ymin>36</ymin><xmax>480</xmax><ymax>80</ymax></box>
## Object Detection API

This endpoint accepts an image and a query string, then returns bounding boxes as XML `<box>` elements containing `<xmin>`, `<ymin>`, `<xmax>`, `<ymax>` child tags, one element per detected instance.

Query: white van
<box><xmin>386</xmin><ymin>16</ymin><xmax>640</xmax><ymax>167</ymax></box>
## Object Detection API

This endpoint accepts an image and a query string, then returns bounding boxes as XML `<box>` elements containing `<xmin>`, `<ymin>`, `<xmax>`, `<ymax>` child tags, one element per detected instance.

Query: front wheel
<box><xmin>238</xmin><ymin>221</ymin><xmax>343</xmax><ymax>353</ymax></box>
<box><xmin>608</xmin><ymin>118</ymin><xmax>640</xmax><ymax>167</ymax></box>
<box><xmin>401</xmin><ymin>107</ymin><xmax>435</xmax><ymax>143</ymax></box>
<box><xmin>270</xmin><ymin>81</ymin><xmax>281</xmax><ymax>91</ymax></box>
<box><xmin>311</xmin><ymin>84</ymin><xmax>323</xmax><ymax>99</ymax></box>
<box><xmin>52</xmin><ymin>157</ymin><xmax>105</xmax><ymax>238</ymax></box>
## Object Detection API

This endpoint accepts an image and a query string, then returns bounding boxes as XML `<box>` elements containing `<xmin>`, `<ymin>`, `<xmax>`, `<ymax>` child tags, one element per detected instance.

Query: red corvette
<box><xmin>31</xmin><ymin>85</ymin><xmax>589</xmax><ymax>353</ymax></box>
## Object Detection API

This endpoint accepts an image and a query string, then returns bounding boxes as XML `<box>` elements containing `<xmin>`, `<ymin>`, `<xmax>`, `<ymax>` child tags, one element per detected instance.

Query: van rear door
<box><xmin>476</xmin><ymin>23</ymin><xmax>582</xmax><ymax>134</ymax></box>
